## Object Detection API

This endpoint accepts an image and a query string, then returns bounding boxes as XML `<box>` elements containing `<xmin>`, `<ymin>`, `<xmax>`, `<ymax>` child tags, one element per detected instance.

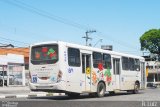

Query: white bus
<box><xmin>29</xmin><ymin>41</ymin><xmax>146</xmax><ymax>97</ymax></box>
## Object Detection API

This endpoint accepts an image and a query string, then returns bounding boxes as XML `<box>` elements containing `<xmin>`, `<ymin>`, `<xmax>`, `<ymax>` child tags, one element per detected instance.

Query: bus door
<box><xmin>113</xmin><ymin>58</ymin><xmax>121</xmax><ymax>89</ymax></box>
<box><xmin>82</xmin><ymin>53</ymin><xmax>91</xmax><ymax>92</ymax></box>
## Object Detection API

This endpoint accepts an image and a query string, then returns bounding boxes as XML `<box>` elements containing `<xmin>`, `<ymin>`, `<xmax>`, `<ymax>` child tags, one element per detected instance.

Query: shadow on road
<box><xmin>28</xmin><ymin>91</ymin><xmax>144</xmax><ymax>100</ymax></box>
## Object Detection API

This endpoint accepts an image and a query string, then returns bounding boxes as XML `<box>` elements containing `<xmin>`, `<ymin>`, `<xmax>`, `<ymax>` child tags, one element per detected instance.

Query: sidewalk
<box><xmin>0</xmin><ymin>86</ymin><xmax>65</xmax><ymax>99</ymax></box>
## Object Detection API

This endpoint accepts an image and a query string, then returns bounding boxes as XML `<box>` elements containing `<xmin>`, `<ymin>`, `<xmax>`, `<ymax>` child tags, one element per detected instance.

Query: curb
<box><xmin>0</xmin><ymin>93</ymin><xmax>65</xmax><ymax>99</ymax></box>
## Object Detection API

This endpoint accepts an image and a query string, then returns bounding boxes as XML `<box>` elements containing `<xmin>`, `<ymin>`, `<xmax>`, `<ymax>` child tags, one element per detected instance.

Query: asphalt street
<box><xmin>0</xmin><ymin>88</ymin><xmax>160</xmax><ymax>107</ymax></box>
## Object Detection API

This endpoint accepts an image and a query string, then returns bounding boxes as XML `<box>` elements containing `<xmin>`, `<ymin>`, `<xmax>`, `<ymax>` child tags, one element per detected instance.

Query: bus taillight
<box><xmin>29</xmin><ymin>71</ymin><xmax>31</xmax><ymax>79</ymax></box>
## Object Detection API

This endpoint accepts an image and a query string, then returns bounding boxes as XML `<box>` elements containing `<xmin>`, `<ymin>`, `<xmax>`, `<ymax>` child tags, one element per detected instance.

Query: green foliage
<box><xmin>140</xmin><ymin>29</ymin><xmax>160</xmax><ymax>55</ymax></box>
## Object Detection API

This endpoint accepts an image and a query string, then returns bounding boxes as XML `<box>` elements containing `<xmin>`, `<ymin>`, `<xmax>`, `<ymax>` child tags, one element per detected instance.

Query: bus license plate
<box><xmin>32</xmin><ymin>75</ymin><xmax>37</xmax><ymax>83</ymax></box>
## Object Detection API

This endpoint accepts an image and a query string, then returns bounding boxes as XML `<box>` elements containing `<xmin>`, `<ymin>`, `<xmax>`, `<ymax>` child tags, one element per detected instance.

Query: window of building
<box><xmin>148</xmin><ymin>66</ymin><xmax>153</xmax><ymax>69</ymax></box>
<box><xmin>93</xmin><ymin>52</ymin><xmax>102</xmax><ymax>68</ymax></box>
<box><xmin>25</xmin><ymin>64</ymin><xmax>29</xmax><ymax>70</ymax></box>
<box><xmin>103</xmin><ymin>54</ymin><xmax>111</xmax><ymax>69</ymax></box>
<box><xmin>68</xmin><ymin>48</ymin><xmax>80</xmax><ymax>67</ymax></box>
<box><xmin>122</xmin><ymin>57</ymin><xmax>129</xmax><ymax>70</ymax></box>
<box><xmin>155</xmin><ymin>66</ymin><xmax>160</xmax><ymax>69</ymax></box>
<box><xmin>155</xmin><ymin>74</ymin><xmax>160</xmax><ymax>82</ymax></box>
<box><xmin>147</xmin><ymin>74</ymin><xmax>154</xmax><ymax>82</ymax></box>
<box><xmin>0</xmin><ymin>71</ymin><xmax>7</xmax><ymax>76</ymax></box>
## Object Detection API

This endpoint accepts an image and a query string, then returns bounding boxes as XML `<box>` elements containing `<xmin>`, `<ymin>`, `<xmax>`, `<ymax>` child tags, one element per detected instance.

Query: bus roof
<box><xmin>30</xmin><ymin>41</ymin><xmax>144</xmax><ymax>60</ymax></box>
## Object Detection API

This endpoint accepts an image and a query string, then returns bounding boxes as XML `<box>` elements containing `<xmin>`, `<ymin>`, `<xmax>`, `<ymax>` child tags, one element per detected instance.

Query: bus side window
<box><xmin>103</xmin><ymin>54</ymin><xmax>111</xmax><ymax>69</ymax></box>
<box><xmin>129</xmin><ymin>58</ymin><xmax>134</xmax><ymax>71</ymax></box>
<box><xmin>93</xmin><ymin>52</ymin><xmax>102</xmax><ymax>68</ymax></box>
<box><xmin>68</xmin><ymin>48</ymin><xmax>80</xmax><ymax>67</ymax></box>
<box><xmin>122</xmin><ymin>57</ymin><xmax>129</xmax><ymax>70</ymax></box>
<box><xmin>134</xmin><ymin>59</ymin><xmax>140</xmax><ymax>71</ymax></box>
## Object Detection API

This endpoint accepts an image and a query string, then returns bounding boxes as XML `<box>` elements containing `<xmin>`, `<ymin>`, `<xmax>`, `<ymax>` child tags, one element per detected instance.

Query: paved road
<box><xmin>0</xmin><ymin>88</ymin><xmax>160</xmax><ymax>107</ymax></box>
<box><xmin>0</xmin><ymin>101</ymin><xmax>145</xmax><ymax>107</ymax></box>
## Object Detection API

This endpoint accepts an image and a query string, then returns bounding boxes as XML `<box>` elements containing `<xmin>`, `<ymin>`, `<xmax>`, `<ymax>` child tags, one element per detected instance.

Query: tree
<box><xmin>140</xmin><ymin>29</ymin><xmax>160</xmax><ymax>56</ymax></box>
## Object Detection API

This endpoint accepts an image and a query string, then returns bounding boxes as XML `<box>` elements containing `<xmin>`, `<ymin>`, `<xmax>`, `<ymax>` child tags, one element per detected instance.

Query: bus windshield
<box><xmin>31</xmin><ymin>44</ymin><xmax>58</xmax><ymax>64</ymax></box>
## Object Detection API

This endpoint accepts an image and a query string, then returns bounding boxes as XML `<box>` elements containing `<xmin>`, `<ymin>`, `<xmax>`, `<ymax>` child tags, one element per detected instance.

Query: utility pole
<box><xmin>82</xmin><ymin>30</ymin><xmax>96</xmax><ymax>46</ymax></box>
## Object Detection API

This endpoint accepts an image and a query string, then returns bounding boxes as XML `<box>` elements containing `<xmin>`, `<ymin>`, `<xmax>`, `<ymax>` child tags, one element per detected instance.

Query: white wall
<box><xmin>0</xmin><ymin>55</ymin><xmax>7</xmax><ymax>65</ymax></box>
<box><xmin>0</xmin><ymin>54</ymin><xmax>25</xmax><ymax>86</ymax></box>
<box><xmin>7</xmin><ymin>54</ymin><xmax>24</xmax><ymax>63</ymax></box>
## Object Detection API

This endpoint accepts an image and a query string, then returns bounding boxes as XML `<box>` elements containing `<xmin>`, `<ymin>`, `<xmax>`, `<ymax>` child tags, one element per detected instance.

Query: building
<box><xmin>0</xmin><ymin>47</ymin><xmax>29</xmax><ymax>87</ymax></box>
<box><xmin>0</xmin><ymin>47</ymin><xmax>29</xmax><ymax>69</ymax></box>
<box><xmin>143</xmin><ymin>56</ymin><xmax>160</xmax><ymax>86</ymax></box>
<box><xmin>0</xmin><ymin>54</ymin><xmax>25</xmax><ymax>86</ymax></box>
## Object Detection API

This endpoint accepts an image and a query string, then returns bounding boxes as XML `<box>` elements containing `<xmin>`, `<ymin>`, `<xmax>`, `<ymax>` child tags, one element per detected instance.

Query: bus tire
<box><xmin>97</xmin><ymin>82</ymin><xmax>106</xmax><ymax>97</ymax></box>
<box><xmin>133</xmin><ymin>83</ymin><xmax>140</xmax><ymax>94</ymax></box>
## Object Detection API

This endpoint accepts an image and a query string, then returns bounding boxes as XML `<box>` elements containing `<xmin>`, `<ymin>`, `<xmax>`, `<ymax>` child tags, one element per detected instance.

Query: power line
<box><xmin>0</xmin><ymin>0</ymin><xmax>141</xmax><ymax>52</ymax></box>
<box><xmin>0</xmin><ymin>43</ymin><xmax>14</xmax><ymax>48</ymax></box>
<box><xmin>96</xmin><ymin>31</ymin><xmax>139</xmax><ymax>50</ymax></box>
<box><xmin>0</xmin><ymin>33</ymin><xmax>29</xmax><ymax>45</ymax></box>
<box><xmin>0</xmin><ymin>0</ymin><xmax>91</xmax><ymax>31</ymax></box>
<box><xmin>0</xmin><ymin>22</ymin><xmax>50</xmax><ymax>42</ymax></box>
<box><xmin>94</xmin><ymin>39</ymin><xmax>103</xmax><ymax>47</ymax></box>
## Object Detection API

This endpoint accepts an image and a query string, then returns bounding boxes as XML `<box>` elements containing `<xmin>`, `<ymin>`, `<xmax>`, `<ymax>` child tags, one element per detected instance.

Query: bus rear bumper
<box><xmin>29</xmin><ymin>82</ymin><xmax>65</xmax><ymax>92</ymax></box>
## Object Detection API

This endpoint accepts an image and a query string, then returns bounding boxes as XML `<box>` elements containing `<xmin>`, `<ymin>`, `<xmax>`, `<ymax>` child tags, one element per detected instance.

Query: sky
<box><xmin>0</xmin><ymin>0</ymin><xmax>160</xmax><ymax>56</ymax></box>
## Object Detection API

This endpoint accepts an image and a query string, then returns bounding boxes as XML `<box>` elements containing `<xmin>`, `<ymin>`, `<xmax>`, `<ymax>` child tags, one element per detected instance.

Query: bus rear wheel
<box><xmin>97</xmin><ymin>82</ymin><xmax>106</xmax><ymax>97</ymax></box>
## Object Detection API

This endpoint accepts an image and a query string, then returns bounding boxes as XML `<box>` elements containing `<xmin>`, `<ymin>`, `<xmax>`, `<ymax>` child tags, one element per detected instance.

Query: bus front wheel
<box><xmin>97</xmin><ymin>82</ymin><xmax>106</xmax><ymax>97</ymax></box>
<box><xmin>133</xmin><ymin>83</ymin><xmax>140</xmax><ymax>94</ymax></box>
